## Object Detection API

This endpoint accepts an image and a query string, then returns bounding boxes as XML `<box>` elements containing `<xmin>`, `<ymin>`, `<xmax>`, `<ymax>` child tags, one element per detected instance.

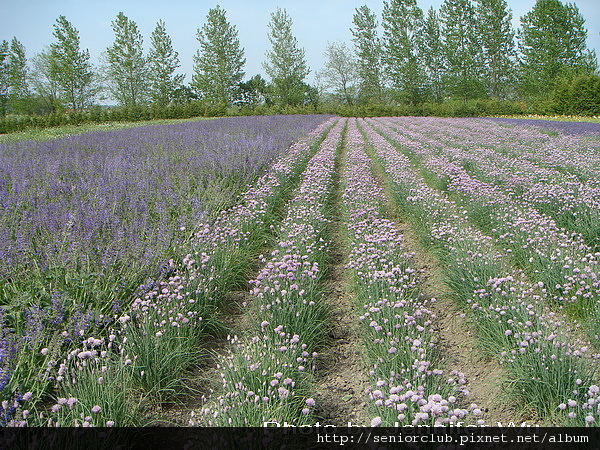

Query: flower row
<box><xmin>190</xmin><ymin>118</ymin><xmax>346</xmax><ymax>426</ymax></box>
<box><xmin>361</xmin><ymin>119</ymin><xmax>598</xmax><ymax>426</ymax></box>
<box><xmin>342</xmin><ymin>119</ymin><xmax>476</xmax><ymax>426</ymax></box>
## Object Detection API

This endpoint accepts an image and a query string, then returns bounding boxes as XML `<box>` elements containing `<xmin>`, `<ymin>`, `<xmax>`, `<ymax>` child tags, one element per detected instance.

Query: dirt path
<box><xmin>151</xmin><ymin>290</ymin><xmax>250</xmax><ymax>426</ymax></box>
<box><xmin>312</xmin><ymin>126</ymin><xmax>372</xmax><ymax>427</ymax></box>
<box><xmin>362</xmin><ymin>128</ymin><xmax>518</xmax><ymax>426</ymax></box>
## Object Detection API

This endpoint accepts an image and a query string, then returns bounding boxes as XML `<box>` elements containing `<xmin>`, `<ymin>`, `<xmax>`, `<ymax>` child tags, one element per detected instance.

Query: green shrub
<box><xmin>553</xmin><ymin>74</ymin><xmax>600</xmax><ymax>115</ymax></box>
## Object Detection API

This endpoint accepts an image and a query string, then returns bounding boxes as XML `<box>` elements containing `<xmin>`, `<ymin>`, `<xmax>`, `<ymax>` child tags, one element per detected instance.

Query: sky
<box><xmin>1</xmin><ymin>0</ymin><xmax>599</xmax><ymax>86</ymax></box>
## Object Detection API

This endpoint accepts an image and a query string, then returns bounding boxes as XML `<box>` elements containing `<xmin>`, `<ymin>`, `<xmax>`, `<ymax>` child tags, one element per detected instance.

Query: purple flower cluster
<box><xmin>192</xmin><ymin>119</ymin><xmax>346</xmax><ymax>426</ymax></box>
<box><xmin>370</xmin><ymin>118</ymin><xmax>599</xmax><ymax>331</ymax></box>
<box><xmin>558</xmin><ymin>384</ymin><xmax>599</xmax><ymax>426</ymax></box>
<box><xmin>342</xmin><ymin>119</ymin><xmax>476</xmax><ymax>426</ymax></box>
<box><xmin>486</xmin><ymin>118</ymin><xmax>600</xmax><ymax>137</ymax></box>
<box><xmin>0</xmin><ymin>115</ymin><xmax>329</xmax><ymax>318</ymax></box>
<box><xmin>2</xmin><ymin>117</ymin><xmax>335</xmax><ymax>426</ymax></box>
<box><xmin>361</xmin><ymin>118</ymin><xmax>597</xmax><ymax>424</ymax></box>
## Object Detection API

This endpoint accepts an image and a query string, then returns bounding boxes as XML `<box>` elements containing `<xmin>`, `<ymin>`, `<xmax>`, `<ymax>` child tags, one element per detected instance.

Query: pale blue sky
<box><xmin>1</xmin><ymin>0</ymin><xmax>598</xmax><ymax>85</ymax></box>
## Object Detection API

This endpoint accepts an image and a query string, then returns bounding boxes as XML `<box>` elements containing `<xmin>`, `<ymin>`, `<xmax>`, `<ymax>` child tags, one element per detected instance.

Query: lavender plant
<box><xmin>191</xmin><ymin>119</ymin><xmax>346</xmax><ymax>426</ymax></box>
<box><xmin>0</xmin><ymin>115</ymin><xmax>334</xmax><ymax>424</ymax></box>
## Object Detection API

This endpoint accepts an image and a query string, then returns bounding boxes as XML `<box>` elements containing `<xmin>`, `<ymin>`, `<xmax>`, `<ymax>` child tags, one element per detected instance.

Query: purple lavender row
<box><xmin>1</xmin><ymin>117</ymin><xmax>336</xmax><ymax>427</ymax></box>
<box><xmin>0</xmin><ymin>116</ymin><xmax>331</xmax><ymax>291</ymax></box>
<box><xmin>190</xmin><ymin>118</ymin><xmax>346</xmax><ymax>426</ymax></box>
<box><xmin>343</xmin><ymin>119</ymin><xmax>477</xmax><ymax>427</ymax></box>
<box><xmin>361</xmin><ymin>119</ymin><xmax>597</xmax><ymax>426</ymax></box>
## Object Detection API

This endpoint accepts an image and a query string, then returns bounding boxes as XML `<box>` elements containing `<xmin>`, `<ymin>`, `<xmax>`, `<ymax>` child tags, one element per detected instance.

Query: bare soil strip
<box><xmin>312</xmin><ymin>127</ymin><xmax>371</xmax><ymax>427</ymax></box>
<box><xmin>152</xmin><ymin>291</ymin><xmax>249</xmax><ymax>425</ymax></box>
<box><xmin>155</xmin><ymin>126</ymin><xmax>340</xmax><ymax>426</ymax></box>
<box><xmin>364</xmin><ymin>133</ymin><xmax>518</xmax><ymax>426</ymax></box>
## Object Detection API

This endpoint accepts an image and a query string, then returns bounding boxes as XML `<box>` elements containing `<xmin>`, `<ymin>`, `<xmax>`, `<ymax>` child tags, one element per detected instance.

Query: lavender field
<box><xmin>1</xmin><ymin>116</ymin><xmax>599</xmax><ymax>430</ymax></box>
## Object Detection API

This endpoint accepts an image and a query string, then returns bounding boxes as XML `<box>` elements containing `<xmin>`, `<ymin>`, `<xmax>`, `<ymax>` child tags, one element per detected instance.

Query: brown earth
<box><xmin>312</xmin><ymin>228</ymin><xmax>372</xmax><ymax>426</ymax></box>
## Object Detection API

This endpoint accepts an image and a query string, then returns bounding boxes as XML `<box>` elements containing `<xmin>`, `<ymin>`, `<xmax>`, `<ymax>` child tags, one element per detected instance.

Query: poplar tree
<box><xmin>382</xmin><ymin>0</ymin><xmax>425</xmax><ymax>104</ymax></box>
<box><xmin>476</xmin><ymin>0</ymin><xmax>516</xmax><ymax>98</ymax></box>
<box><xmin>317</xmin><ymin>41</ymin><xmax>358</xmax><ymax>105</ymax></box>
<box><xmin>30</xmin><ymin>49</ymin><xmax>62</xmax><ymax>113</ymax></box>
<box><xmin>8</xmin><ymin>37</ymin><xmax>30</xmax><ymax>112</ymax></box>
<box><xmin>106</xmin><ymin>12</ymin><xmax>147</xmax><ymax>106</ymax></box>
<box><xmin>49</xmin><ymin>16</ymin><xmax>96</xmax><ymax>110</ymax></box>
<box><xmin>351</xmin><ymin>5</ymin><xmax>384</xmax><ymax>104</ymax></box>
<box><xmin>147</xmin><ymin>20</ymin><xmax>185</xmax><ymax>106</ymax></box>
<box><xmin>518</xmin><ymin>0</ymin><xmax>597</xmax><ymax>96</ymax></box>
<box><xmin>0</xmin><ymin>41</ymin><xmax>8</xmax><ymax>116</ymax></box>
<box><xmin>193</xmin><ymin>6</ymin><xmax>245</xmax><ymax>108</ymax></box>
<box><xmin>420</xmin><ymin>7</ymin><xmax>445</xmax><ymax>102</ymax></box>
<box><xmin>263</xmin><ymin>8</ymin><xmax>309</xmax><ymax>107</ymax></box>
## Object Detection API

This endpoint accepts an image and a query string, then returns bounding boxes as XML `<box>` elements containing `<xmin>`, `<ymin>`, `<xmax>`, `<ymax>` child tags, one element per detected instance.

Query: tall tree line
<box><xmin>1</xmin><ymin>6</ymin><xmax>313</xmax><ymax>114</ymax></box>
<box><xmin>342</xmin><ymin>0</ymin><xmax>597</xmax><ymax>105</ymax></box>
<box><xmin>1</xmin><ymin>0</ymin><xmax>597</xmax><ymax>116</ymax></box>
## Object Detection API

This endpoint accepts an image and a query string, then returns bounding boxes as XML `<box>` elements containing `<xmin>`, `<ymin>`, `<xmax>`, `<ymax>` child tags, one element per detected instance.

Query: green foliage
<box><xmin>333</xmin><ymin>98</ymin><xmax>526</xmax><ymax>117</ymax></box>
<box><xmin>382</xmin><ymin>0</ymin><xmax>426</xmax><ymax>105</ymax></box>
<box><xmin>125</xmin><ymin>322</ymin><xmax>201</xmax><ymax>402</ymax></box>
<box><xmin>476</xmin><ymin>0</ymin><xmax>516</xmax><ymax>99</ymax></box>
<box><xmin>263</xmin><ymin>8</ymin><xmax>310</xmax><ymax>107</ymax></box>
<box><xmin>147</xmin><ymin>20</ymin><xmax>185</xmax><ymax>107</ymax></box>
<box><xmin>0</xmin><ymin>40</ymin><xmax>9</xmax><ymax>116</ymax></box>
<box><xmin>192</xmin><ymin>6</ymin><xmax>245</xmax><ymax>108</ymax></box>
<box><xmin>552</xmin><ymin>73</ymin><xmax>600</xmax><ymax>115</ymax></box>
<box><xmin>316</xmin><ymin>42</ymin><xmax>358</xmax><ymax>105</ymax></box>
<box><xmin>518</xmin><ymin>0</ymin><xmax>597</xmax><ymax>97</ymax></box>
<box><xmin>237</xmin><ymin>74</ymin><xmax>268</xmax><ymax>108</ymax></box>
<box><xmin>29</xmin><ymin>50</ymin><xmax>63</xmax><ymax>114</ymax></box>
<box><xmin>49</xmin><ymin>16</ymin><xmax>97</xmax><ymax>110</ymax></box>
<box><xmin>0</xmin><ymin>102</ymin><xmax>215</xmax><ymax>134</ymax></box>
<box><xmin>440</xmin><ymin>0</ymin><xmax>486</xmax><ymax>100</ymax></box>
<box><xmin>351</xmin><ymin>5</ymin><xmax>385</xmax><ymax>104</ymax></box>
<box><xmin>7</xmin><ymin>38</ymin><xmax>30</xmax><ymax>113</ymax></box>
<box><xmin>106</xmin><ymin>12</ymin><xmax>147</xmax><ymax>107</ymax></box>
<box><xmin>420</xmin><ymin>8</ymin><xmax>445</xmax><ymax>103</ymax></box>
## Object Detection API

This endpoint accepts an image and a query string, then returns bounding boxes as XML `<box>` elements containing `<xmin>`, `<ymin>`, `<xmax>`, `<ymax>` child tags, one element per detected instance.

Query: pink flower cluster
<box><xmin>342</xmin><ymin>119</ymin><xmax>476</xmax><ymax>426</ymax></box>
<box><xmin>192</xmin><ymin>119</ymin><xmax>346</xmax><ymax>426</ymax></box>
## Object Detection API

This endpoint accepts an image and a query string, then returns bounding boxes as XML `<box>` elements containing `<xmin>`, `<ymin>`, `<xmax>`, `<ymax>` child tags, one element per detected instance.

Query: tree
<box><xmin>351</xmin><ymin>5</ymin><xmax>384</xmax><ymax>104</ymax></box>
<box><xmin>8</xmin><ymin>37</ymin><xmax>30</xmax><ymax>113</ymax></box>
<box><xmin>382</xmin><ymin>0</ymin><xmax>425</xmax><ymax>104</ymax></box>
<box><xmin>420</xmin><ymin>7</ymin><xmax>445</xmax><ymax>102</ymax></box>
<box><xmin>147</xmin><ymin>20</ymin><xmax>185</xmax><ymax>106</ymax></box>
<box><xmin>0</xmin><ymin>40</ymin><xmax>8</xmax><ymax>116</ymax></box>
<box><xmin>316</xmin><ymin>42</ymin><xmax>358</xmax><ymax>105</ymax></box>
<box><xmin>49</xmin><ymin>15</ymin><xmax>96</xmax><ymax>110</ymax></box>
<box><xmin>476</xmin><ymin>0</ymin><xmax>516</xmax><ymax>98</ymax></box>
<box><xmin>263</xmin><ymin>8</ymin><xmax>310</xmax><ymax>107</ymax></box>
<box><xmin>518</xmin><ymin>0</ymin><xmax>597</xmax><ymax>97</ymax></box>
<box><xmin>106</xmin><ymin>12</ymin><xmax>147</xmax><ymax>106</ymax></box>
<box><xmin>30</xmin><ymin>49</ymin><xmax>62</xmax><ymax>113</ymax></box>
<box><xmin>171</xmin><ymin>84</ymin><xmax>198</xmax><ymax>105</ymax></box>
<box><xmin>553</xmin><ymin>73</ymin><xmax>600</xmax><ymax>115</ymax></box>
<box><xmin>238</xmin><ymin>74</ymin><xmax>268</xmax><ymax>108</ymax></box>
<box><xmin>440</xmin><ymin>0</ymin><xmax>485</xmax><ymax>100</ymax></box>
<box><xmin>192</xmin><ymin>6</ymin><xmax>245</xmax><ymax>108</ymax></box>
